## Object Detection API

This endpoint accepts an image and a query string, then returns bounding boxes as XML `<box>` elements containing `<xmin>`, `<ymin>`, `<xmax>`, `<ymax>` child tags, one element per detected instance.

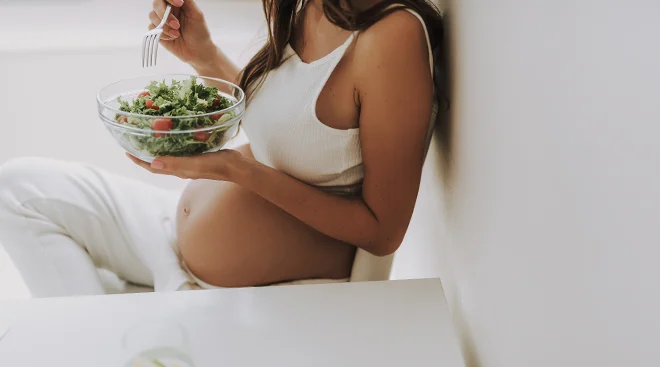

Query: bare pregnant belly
<box><xmin>176</xmin><ymin>178</ymin><xmax>356</xmax><ymax>288</ymax></box>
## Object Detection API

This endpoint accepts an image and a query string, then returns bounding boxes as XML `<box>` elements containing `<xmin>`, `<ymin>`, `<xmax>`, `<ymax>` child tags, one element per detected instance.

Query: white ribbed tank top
<box><xmin>241</xmin><ymin>8</ymin><xmax>436</xmax><ymax>197</ymax></box>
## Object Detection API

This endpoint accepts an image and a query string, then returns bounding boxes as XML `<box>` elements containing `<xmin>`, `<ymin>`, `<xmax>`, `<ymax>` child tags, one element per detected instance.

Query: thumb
<box><xmin>171</xmin><ymin>0</ymin><xmax>205</xmax><ymax>21</ymax></box>
<box><xmin>165</xmin><ymin>0</ymin><xmax>185</xmax><ymax>7</ymax></box>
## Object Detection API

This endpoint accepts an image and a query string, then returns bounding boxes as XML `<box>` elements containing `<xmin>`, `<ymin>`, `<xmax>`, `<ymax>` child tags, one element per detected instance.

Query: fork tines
<box><xmin>141</xmin><ymin>5</ymin><xmax>172</xmax><ymax>68</ymax></box>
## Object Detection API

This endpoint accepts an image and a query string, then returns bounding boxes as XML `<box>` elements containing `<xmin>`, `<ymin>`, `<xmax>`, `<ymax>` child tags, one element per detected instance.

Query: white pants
<box><xmin>0</xmin><ymin>158</ymin><xmax>195</xmax><ymax>297</ymax></box>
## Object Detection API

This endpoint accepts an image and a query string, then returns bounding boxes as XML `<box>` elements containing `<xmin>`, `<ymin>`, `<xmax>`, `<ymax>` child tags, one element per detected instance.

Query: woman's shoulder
<box><xmin>352</xmin><ymin>8</ymin><xmax>431</xmax><ymax>76</ymax></box>
<box><xmin>365</xmin><ymin>7</ymin><xmax>427</xmax><ymax>35</ymax></box>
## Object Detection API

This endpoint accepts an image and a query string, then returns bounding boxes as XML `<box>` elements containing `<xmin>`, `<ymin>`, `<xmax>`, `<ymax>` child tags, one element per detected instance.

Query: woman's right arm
<box><xmin>150</xmin><ymin>0</ymin><xmax>241</xmax><ymax>83</ymax></box>
<box><xmin>192</xmin><ymin>47</ymin><xmax>241</xmax><ymax>85</ymax></box>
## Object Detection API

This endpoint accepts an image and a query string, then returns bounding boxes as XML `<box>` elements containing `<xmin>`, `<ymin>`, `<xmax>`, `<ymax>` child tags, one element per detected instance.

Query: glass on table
<box><xmin>122</xmin><ymin>318</ymin><xmax>195</xmax><ymax>367</ymax></box>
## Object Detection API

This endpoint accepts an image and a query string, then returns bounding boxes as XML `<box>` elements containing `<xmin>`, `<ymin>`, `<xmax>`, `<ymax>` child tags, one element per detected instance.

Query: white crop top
<box><xmin>241</xmin><ymin>8</ymin><xmax>436</xmax><ymax>197</ymax></box>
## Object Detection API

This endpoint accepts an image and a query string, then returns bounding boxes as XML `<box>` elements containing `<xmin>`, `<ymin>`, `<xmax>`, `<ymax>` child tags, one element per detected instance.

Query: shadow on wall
<box><xmin>429</xmin><ymin>1</ymin><xmax>479</xmax><ymax>366</ymax></box>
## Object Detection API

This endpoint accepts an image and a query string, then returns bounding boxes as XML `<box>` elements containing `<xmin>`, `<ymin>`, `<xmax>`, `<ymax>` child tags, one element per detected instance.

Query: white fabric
<box><xmin>183</xmin><ymin>259</ymin><xmax>348</xmax><ymax>289</ymax></box>
<box><xmin>242</xmin><ymin>8</ymin><xmax>436</xmax><ymax>197</ymax></box>
<box><xmin>0</xmin><ymin>158</ymin><xmax>194</xmax><ymax>297</ymax></box>
<box><xmin>242</xmin><ymin>34</ymin><xmax>363</xmax><ymax>196</ymax></box>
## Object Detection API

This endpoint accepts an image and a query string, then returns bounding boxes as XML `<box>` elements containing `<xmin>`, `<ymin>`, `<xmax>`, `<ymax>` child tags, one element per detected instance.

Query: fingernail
<box><xmin>169</xmin><ymin>20</ymin><xmax>180</xmax><ymax>29</ymax></box>
<box><xmin>151</xmin><ymin>160</ymin><xmax>164</xmax><ymax>169</ymax></box>
<box><xmin>169</xmin><ymin>29</ymin><xmax>180</xmax><ymax>38</ymax></box>
<box><xmin>174</xmin><ymin>0</ymin><xmax>184</xmax><ymax>6</ymax></box>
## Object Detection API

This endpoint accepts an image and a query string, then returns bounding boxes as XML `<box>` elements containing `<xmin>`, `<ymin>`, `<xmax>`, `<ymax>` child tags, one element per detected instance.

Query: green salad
<box><xmin>114</xmin><ymin>76</ymin><xmax>237</xmax><ymax>157</ymax></box>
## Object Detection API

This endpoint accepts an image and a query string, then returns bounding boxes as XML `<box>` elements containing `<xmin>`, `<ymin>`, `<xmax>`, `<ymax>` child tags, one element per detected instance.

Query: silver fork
<box><xmin>142</xmin><ymin>4</ymin><xmax>172</xmax><ymax>68</ymax></box>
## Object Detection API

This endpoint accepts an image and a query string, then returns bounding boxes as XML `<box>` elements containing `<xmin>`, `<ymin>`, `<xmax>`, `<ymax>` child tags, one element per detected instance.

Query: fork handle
<box><xmin>157</xmin><ymin>5</ymin><xmax>172</xmax><ymax>29</ymax></box>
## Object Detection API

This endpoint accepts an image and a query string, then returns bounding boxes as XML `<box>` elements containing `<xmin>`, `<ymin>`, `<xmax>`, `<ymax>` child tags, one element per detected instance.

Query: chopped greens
<box><xmin>113</xmin><ymin>76</ymin><xmax>237</xmax><ymax>157</ymax></box>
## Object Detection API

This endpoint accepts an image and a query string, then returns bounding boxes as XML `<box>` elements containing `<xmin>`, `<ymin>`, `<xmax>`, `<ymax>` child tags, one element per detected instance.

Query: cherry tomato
<box><xmin>210</xmin><ymin>113</ymin><xmax>224</xmax><ymax>121</ymax></box>
<box><xmin>145</xmin><ymin>99</ymin><xmax>159</xmax><ymax>110</ymax></box>
<box><xmin>212</xmin><ymin>97</ymin><xmax>221</xmax><ymax>107</ymax></box>
<box><xmin>193</xmin><ymin>131</ymin><xmax>212</xmax><ymax>141</ymax></box>
<box><xmin>151</xmin><ymin>119</ymin><xmax>173</xmax><ymax>137</ymax></box>
<box><xmin>151</xmin><ymin>118</ymin><xmax>173</xmax><ymax>130</ymax></box>
<box><xmin>138</xmin><ymin>91</ymin><xmax>151</xmax><ymax>98</ymax></box>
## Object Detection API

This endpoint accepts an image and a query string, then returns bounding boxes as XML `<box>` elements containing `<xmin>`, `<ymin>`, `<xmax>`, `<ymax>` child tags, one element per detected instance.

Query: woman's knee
<box><xmin>0</xmin><ymin>157</ymin><xmax>66</xmax><ymax>210</ymax></box>
<box><xmin>0</xmin><ymin>156</ymin><xmax>53</xmax><ymax>186</ymax></box>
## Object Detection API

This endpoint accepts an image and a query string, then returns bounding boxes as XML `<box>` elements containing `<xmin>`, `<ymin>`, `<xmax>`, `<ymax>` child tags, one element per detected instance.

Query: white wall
<box><xmin>393</xmin><ymin>0</ymin><xmax>660</xmax><ymax>366</ymax></box>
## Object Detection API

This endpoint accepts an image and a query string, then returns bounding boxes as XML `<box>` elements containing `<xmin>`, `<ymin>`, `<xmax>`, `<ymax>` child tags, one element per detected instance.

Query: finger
<box><xmin>152</xmin><ymin>157</ymin><xmax>179</xmax><ymax>171</ymax></box>
<box><xmin>154</xmin><ymin>0</ymin><xmax>185</xmax><ymax>26</ymax></box>
<box><xmin>151</xmin><ymin>158</ymin><xmax>195</xmax><ymax>180</ymax></box>
<box><xmin>168</xmin><ymin>17</ymin><xmax>180</xmax><ymax>30</ymax></box>
<box><xmin>154</xmin><ymin>0</ymin><xmax>184</xmax><ymax>17</ymax></box>
<box><xmin>149</xmin><ymin>11</ymin><xmax>180</xmax><ymax>32</ymax></box>
<box><xmin>165</xmin><ymin>0</ymin><xmax>185</xmax><ymax>7</ymax></box>
<box><xmin>147</xmin><ymin>24</ymin><xmax>175</xmax><ymax>41</ymax></box>
<box><xmin>153</xmin><ymin>156</ymin><xmax>201</xmax><ymax>174</ymax></box>
<box><xmin>170</xmin><ymin>0</ymin><xmax>204</xmax><ymax>22</ymax></box>
<box><xmin>126</xmin><ymin>153</ymin><xmax>151</xmax><ymax>169</ymax></box>
<box><xmin>147</xmin><ymin>24</ymin><xmax>176</xmax><ymax>41</ymax></box>
<box><xmin>126</xmin><ymin>154</ymin><xmax>167</xmax><ymax>175</ymax></box>
<box><xmin>148</xmin><ymin>20</ymin><xmax>179</xmax><ymax>39</ymax></box>
<box><xmin>179</xmin><ymin>0</ymin><xmax>203</xmax><ymax>17</ymax></box>
<box><xmin>158</xmin><ymin>26</ymin><xmax>179</xmax><ymax>38</ymax></box>
<box><xmin>151</xmin><ymin>3</ymin><xmax>180</xmax><ymax>29</ymax></box>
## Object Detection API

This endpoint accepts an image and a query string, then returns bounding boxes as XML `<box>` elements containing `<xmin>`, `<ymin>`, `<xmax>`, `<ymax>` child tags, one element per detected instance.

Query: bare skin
<box><xmin>176</xmin><ymin>145</ymin><xmax>356</xmax><ymax>287</ymax></box>
<box><xmin>143</xmin><ymin>0</ymin><xmax>434</xmax><ymax>287</ymax></box>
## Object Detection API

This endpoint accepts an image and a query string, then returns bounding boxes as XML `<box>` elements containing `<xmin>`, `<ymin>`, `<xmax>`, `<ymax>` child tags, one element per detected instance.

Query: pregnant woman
<box><xmin>0</xmin><ymin>0</ymin><xmax>445</xmax><ymax>297</ymax></box>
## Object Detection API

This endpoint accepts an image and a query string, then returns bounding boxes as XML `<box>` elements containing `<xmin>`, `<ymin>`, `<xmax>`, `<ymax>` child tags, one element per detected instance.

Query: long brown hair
<box><xmin>238</xmin><ymin>0</ymin><xmax>447</xmax><ymax>112</ymax></box>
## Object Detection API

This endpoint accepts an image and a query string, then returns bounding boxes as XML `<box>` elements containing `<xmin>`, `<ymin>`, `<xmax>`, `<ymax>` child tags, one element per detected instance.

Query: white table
<box><xmin>0</xmin><ymin>279</ymin><xmax>464</xmax><ymax>367</ymax></box>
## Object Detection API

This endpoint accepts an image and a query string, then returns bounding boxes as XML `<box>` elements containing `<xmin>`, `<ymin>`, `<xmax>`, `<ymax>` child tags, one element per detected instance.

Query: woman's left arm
<box><xmin>134</xmin><ymin>12</ymin><xmax>433</xmax><ymax>256</ymax></box>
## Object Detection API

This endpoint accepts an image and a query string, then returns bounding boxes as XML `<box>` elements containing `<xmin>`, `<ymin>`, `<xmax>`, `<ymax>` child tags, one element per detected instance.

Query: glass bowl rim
<box><xmin>96</xmin><ymin>73</ymin><xmax>245</xmax><ymax>120</ymax></box>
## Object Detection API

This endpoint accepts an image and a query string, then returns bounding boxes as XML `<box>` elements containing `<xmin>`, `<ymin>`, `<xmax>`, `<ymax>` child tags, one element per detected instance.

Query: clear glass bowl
<box><xmin>97</xmin><ymin>74</ymin><xmax>245</xmax><ymax>163</ymax></box>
